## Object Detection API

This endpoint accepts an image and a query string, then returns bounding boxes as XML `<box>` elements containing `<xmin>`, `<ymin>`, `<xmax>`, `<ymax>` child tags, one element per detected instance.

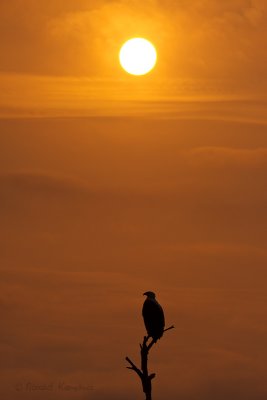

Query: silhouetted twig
<box><xmin>163</xmin><ymin>325</ymin><xmax>175</xmax><ymax>333</ymax></box>
<box><xmin>126</xmin><ymin>325</ymin><xmax>174</xmax><ymax>400</ymax></box>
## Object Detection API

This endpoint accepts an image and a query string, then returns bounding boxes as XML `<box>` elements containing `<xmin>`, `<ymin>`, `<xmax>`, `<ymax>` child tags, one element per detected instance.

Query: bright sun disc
<box><xmin>119</xmin><ymin>38</ymin><xmax>157</xmax><ymax>76</ymax></box>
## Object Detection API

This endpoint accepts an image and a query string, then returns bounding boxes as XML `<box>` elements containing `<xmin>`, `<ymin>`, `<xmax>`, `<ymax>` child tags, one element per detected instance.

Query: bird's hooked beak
<box><xmin>143</xmin><ymin>291</ymin><xmax>156</xmax><ymax>298</ymax></box>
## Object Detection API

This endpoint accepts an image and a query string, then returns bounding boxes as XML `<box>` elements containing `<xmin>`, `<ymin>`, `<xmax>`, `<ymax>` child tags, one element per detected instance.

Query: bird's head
<box><xmin>143</xmin><ymin>291</ymin><xmax>156</xmax><ymax>299</ymax></box>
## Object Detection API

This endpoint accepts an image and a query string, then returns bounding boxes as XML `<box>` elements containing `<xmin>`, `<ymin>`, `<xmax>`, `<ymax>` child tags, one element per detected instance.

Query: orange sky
<box><xmin>1</xmin><ymin>2</ymin><xmax>267</xmax><ymax>400</ymax></box>
<box><xmin>1</xmin><ymin>0</ymin><xmax>267</xmax><ymax>79</ymax></box>
<box><xmin>1</xmin><ymin>0</ymin><xmax>267</xmax><ymax>116</ymax></box>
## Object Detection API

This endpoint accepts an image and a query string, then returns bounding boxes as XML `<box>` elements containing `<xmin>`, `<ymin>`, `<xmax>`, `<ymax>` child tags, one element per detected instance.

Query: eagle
<box><xmin>142</xmin><ymin>291</ymin><xmax>165</xmax><ymax>342</ymax></box>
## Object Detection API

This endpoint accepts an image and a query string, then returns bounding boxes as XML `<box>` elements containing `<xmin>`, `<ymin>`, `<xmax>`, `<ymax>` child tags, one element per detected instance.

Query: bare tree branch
<box><xmin>126</xmin><ymin>327</ymin><xmax>174</xmax><ymax>400</ymax></box>
<box><xmin>163</xmin><ymin>325</ymin><xmax>175</xmax><ymax>333</ymax></box>
<box><xmin>125</xmin><ymin>357</ymin><xmax>143</xmax><ymax>379</ymax></box>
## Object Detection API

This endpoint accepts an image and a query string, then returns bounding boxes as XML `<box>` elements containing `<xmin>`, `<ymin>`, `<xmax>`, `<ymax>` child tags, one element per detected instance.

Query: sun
<box><xmin>119</xmin><ymin>38</ymin><xmax>157</xmax><ymax>76</ymax></box>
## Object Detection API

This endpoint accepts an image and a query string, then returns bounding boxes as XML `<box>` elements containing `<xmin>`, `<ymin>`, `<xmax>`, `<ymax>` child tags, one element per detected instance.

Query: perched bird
<box><xmin>142</xmin><ymin>291</ymin><xmax>165</xmax><ymax>342</ymax></box>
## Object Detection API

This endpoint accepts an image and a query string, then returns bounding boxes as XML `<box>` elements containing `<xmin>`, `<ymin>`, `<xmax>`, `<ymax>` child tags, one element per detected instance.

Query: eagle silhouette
<box><xmin>142</xmin><ymin>291</ymin><xmax>165</xmax><ymax>342</ymax></box>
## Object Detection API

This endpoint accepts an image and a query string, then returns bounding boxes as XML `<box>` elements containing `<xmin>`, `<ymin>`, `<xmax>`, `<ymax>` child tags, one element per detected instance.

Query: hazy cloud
<box><xmin>0</xmin><ymin>0</ymin><xmax>267</xmax><ymax>86</ymax></box>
